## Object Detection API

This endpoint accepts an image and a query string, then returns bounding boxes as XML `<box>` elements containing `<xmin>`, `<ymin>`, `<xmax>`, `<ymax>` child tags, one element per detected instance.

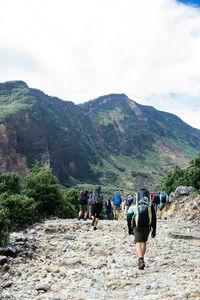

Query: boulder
<box><xmin>170</xmin><ymin>186</ymin><xmax>194</xmax><ymax>200</ymax></box>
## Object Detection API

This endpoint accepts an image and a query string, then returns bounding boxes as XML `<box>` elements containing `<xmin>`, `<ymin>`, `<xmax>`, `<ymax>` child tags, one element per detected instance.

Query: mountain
<box><xmin>0</xmin><ymin>80</ymin><xmax>200</xmax><ymax>194</ymax></box>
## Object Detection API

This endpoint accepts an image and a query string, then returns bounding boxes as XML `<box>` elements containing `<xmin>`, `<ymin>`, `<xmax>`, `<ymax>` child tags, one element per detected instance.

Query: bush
<box><xmin>56</xmin><ymin>188</ymin><xmax>78</xmax><ymax>218</ymax></box>
<box><xmin>0</xmin><ymin>193</ymin><xmax>36</xmax><ymax>230</ymax></box>
<box><xmin>23</xmin><ymin>166</ymin><xmax>63</xmax><ymax>217</ymax></box>
<box><xmin>0</xmin><ymin>208</ymin><xmax>10</xmax><ymax>243</ymax></box>
<box><xmin>162</xmin><ymin>152</ymin><xmax>200</xmax><ymax>194</ymax></box>
<box><xmin>0</xmin><ymin>172</ymin><xmax>22</xmax><ymax>194</ymax></box>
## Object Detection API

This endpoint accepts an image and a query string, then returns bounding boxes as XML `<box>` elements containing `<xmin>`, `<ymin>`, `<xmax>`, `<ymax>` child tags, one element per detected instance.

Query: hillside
<box><xmin>0</xmin><ymin>81</ymin><xmax>200</xmax><ymax>194</ymax></box>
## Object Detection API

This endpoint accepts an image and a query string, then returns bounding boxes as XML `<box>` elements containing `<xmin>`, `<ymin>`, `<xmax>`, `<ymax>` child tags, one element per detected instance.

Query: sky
<box><xmin>0</xmin><ymin>0</ymin><xmax>200</xmax><ymax>129</ymax></box>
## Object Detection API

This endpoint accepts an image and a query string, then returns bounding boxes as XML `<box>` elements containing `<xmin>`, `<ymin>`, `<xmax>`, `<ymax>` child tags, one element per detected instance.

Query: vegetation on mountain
<box><xmin>0</xmin><ymin>80</ymin><xmax>200</xmax><ymax>194</ymax></box>
<box><xmin>162</xmin><ymin>152</ymin><xmax>200</xmax><ymax>194</ymax></box>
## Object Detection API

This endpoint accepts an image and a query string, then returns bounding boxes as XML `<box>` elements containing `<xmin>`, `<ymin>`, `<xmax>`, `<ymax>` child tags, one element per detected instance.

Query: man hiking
<box><xmin>159</xmin><ymin>190</ymin><xmax>169</xmax><ymax>220</ymax></box>
<box><xmin>91</xmin><ymin>186</ymin><xmax>103</xmax><ymax>230</ymax></box>
<box><xmin>78</xmin><ymin>189</ymin><xmax>89</xmax><ymax>221</ymax></box>
<box><xmin>127</xmin><ymin>187</ymin><xmax>156</xmax><ymax>270</ymax></box>
<box><xmin>113</xmin><ymin>192</ymin><xmax>122</xmax><ymax>220</ymax></box>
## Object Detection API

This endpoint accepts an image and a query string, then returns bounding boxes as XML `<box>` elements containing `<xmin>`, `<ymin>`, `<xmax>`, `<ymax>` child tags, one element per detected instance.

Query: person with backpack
<box><xmin>127</xmin><ymin>193</ymin><xmax>134</xmax><ymax>207</ymax></box>
<box><xmin>91</xmin><ymin>186</ymin><xmax>103</xmax><ymax>230</ymax></box>
<box><xmin>159</xmin><ymin>190</ymin><xmax>169</xmax><ymax>220</ymax></box>
<box><xmin>78</xmin><ymin>189</ymin><xmax>89</xmax><ymax>221</ymax></box>
<box><xmin>151</xmin><ymin>191</ymin><xmax>160</xmax><ymax>213</ymax></box>
<box><xmin>104</xmin><ymin>198</ymin><xmax>112</xmax><ymax>219</ymax></box>
<box><xmin>127</xmin><ymin>188</ymin><xmax>156</xmax><ymax>270</ymax></box>
<box><xmin>113</xmin><ymin>193</ymin><xmax>122</xmax><ymax>220</ymax></box>
<box><xmin>88</xmin><ymin>193</ymin><xmax>93</xmax><ymax>218</ymax></box>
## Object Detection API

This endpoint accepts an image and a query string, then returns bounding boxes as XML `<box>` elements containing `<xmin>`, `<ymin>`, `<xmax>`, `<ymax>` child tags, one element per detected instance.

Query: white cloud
<box><xmin>167</xmin><ymin>107</ymin><xmax>200</xmax><ymax>130</ymax></box>
<box><xmin>0</xmin><ymin>0</ymin><xmax>200</xmax><ymax>128</ymax></box>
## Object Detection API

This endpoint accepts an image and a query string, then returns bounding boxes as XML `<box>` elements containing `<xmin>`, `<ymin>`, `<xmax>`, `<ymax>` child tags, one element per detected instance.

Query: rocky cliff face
<box><xmin>1</xmin><ymin>81</ymin><xmax>200</xmax><ymax>191</ymax></box>
<box><xmin>0</xmin><ymin>112</ymin><xmax>50</xmax><ymax>176</ymax></box>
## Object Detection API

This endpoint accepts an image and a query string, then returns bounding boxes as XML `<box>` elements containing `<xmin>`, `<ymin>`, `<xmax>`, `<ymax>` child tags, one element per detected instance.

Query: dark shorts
<box><xmin>159</xmin><ymin>203</ymin><xmax>168</xmax><ymax>212</ymax></box>
<box><xmin>133</xmin><ymin>226</ymin><xmax>150</xmax><ymax>243</ymax></box>
<box><xmin>91</xmin><ymin>203</ymin><xmax>102</xmax><ymax>219</ymax></box>
<box><xmin>79</xmin><ymin>204</ymin><xmax>88</xmax><ymax>212</ymax></box>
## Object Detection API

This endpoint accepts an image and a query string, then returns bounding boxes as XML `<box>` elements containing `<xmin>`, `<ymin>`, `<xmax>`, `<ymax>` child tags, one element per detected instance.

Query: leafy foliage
<box><xmin>162</xmin><ymin>152</ymin><xmax>200</xmax><ymax>194</ymax></box>
<box><xmin>0</xmin><ymin>81</ymin><xmax>36</xmax><ymax>122</ymax></box>
<box><xmin>0</xmin><ymin>193</ymin><xmax>36</xmax><ymax>230</ymax></box>
<box><xmin>0</xmin><ymin>208</ymin><xmax>10</xmax><ymax>244</ymax></box>
<box><xmin>0</xmin><ymin>164</ymin><xmax>79</xmax><ymax>242</ymax></box>
<box><xmin>0</xmin><ymin>172</ymin><xmax>22</xmax><ymax>194</ymax></box>
<box><xmin>56</xmin><ymin>188</ymin><xmax>79</xmax><ymax>218</ymax></box>
<box><xmin>23</xmin><ymin>166</ymin><xmax>64</xmax><ymax>218</ymax></box>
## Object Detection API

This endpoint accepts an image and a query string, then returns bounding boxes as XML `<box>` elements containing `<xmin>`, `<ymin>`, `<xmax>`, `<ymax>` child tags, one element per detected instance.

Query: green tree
<box><xmin>0</xmin><ymin>193</ymin><xmax>36</xmax><ymax>230</ymax></box>
<box><xmin>185</xmin><ymin>152</ymin><xmax>200</xmax><ymax>190</ymax></box>
<box><xmin>0</xmin><ymin>208</ymin><xmax>10</xmax><ymax>243</ymax></box>
<box><xmin>56</xmin><ymin>188</ymin><xmax>78</xmax><ymax>218</ymax></box>
<box><xmin>23</xmin><ymin>166</ymin><xmax>63</xmax><ymax>217</ymax></box>
<box><xmin>0</xmin><ymin>172</ymin><xmax>22</xmax><ymax>194</ymax></box>
<box><xmin>162</xmin><ymin>166</ymin><xmax>187</xmax><ymax>194</ymax></box>
<box><xmin>162</xmin><ymin>152</ymin><xmax>200</xmax><ymax>194</ymax></box>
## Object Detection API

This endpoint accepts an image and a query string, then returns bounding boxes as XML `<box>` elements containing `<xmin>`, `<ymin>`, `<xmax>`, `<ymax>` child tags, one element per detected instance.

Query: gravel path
<box><xmin>0</xmin><ymin>218</ymin><xmax>199</xmax><ymax>300</ymax></box>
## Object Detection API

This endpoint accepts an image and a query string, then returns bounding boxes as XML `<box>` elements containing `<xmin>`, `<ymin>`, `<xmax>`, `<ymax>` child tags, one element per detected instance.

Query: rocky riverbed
<box><xmin>0</xmin><ymin>216</ymin><xmax>199</xmax><ymax>300</ymax></box>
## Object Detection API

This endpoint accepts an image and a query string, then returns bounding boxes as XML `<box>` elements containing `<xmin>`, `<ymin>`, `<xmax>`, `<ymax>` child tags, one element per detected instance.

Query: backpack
<box><xmin>160</xmin><ymin>191</ymin><xmax>167</xmax><ymax>203</ymax></box>
<box><xmin>127</xmin><ymin>193</ymin><xmax>133</xmax><ymax>206</ymax></box>
<box><xmin>114</xmin><ymin>193</ymin><xmax>121</xmax><ymax>206</ymax></box>
<box><xmin>93</xmin><ymin>186</ymin><xmax>102</xmax><ymax>204</ymax></box>
<box><xmin>105</xmin><ymin>199</ymin><xmax>112</xmax><ymax>210</ymax></box>
<box><xmin>135</xmin><ymin>189</ymin><xmax>152</xmax><ymax>227</ymax></box>
<box><xmin>152</xmin><ymin>191</ymin><xmax>160</xmax><ymax>205</ymax></box>
<box><xmin>79</xmin><ymin>190</ymin><xmax>88</xmax><ymax>204</ymax></box>
<box><xmin>89</xmin><ymin>194</ymin><xmax>93</xmax><ymax>205</ymax></box>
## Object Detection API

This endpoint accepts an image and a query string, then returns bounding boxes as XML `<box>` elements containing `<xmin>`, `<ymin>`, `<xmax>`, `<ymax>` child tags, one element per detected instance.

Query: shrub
<box><xmin>56</xmin><ymin>188</ymin><xmax>78</xmax><ymax>218</ymax></box>
<box><xmin>162</xmin><ymin>152</ymin><xmax>200</xmax><ymax>194</ymax></box>
<box><xmin>0</xmin><ymin>193</ymin><xmax>36</xmax><ymax>230</ymax></box>
<box><xmin>0</xmin><ymin>172</ymin><xmax>22</xmax><ymax>194</ymax></box>
<box><xmin>0</xmin><ymin>208</ymin><xmax>10</xmax><ymax>243</ymax></box>
<box><xmin>23</xmin><ymin>166</ymin><xmax>63</xmax><ymax>217</ymax></box>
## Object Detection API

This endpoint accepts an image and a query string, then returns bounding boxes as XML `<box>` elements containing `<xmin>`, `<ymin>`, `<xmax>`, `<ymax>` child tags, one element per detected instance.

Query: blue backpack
<box><xmin>114</xmin><ymin>193</ymin><xmax>121</xmax><ymax>206</ymax></box>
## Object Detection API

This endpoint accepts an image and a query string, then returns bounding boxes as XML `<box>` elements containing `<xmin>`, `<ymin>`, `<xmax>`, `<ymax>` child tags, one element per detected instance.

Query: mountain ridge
<box><xmin>0</xmin><ymin>80</ymin><xmax>200</xmax><ymax>193</ymax></box>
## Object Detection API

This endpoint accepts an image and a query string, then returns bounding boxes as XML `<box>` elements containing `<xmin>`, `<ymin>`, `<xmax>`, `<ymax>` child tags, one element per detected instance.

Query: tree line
<box><xmin>0</xmin><ymin>162</ymin><xmax>79</xmax><ymax>243</ymax></box>
<box><xmin>0</xmin><ymin>152</ymin><xmax>200</xmax><ymax>243</ymax></box>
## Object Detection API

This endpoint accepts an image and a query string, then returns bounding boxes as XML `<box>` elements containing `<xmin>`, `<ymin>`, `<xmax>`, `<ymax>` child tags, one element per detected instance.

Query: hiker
<box><xmin>127</xmin><ymin>188</ymin><xmax>156</xmax><ymax>270</ymax></box>
<box><xmin>78</xmin><ymin>189</ymin><xmax>89</xmax><ymax>221</ymax></box>
<box><xmin>89</xmin><ymin>193</ymin><xmax>93</xmax><ymax>218</ymax></box>
<box><xmin>127</xmin><ymin>193</ymin><xmax>134</xmax><ymax>207</ymax></box>
<box><xmin>159</xmin><ymin>190</ymin><xmax>169</xmax><ymax>220</ymax></box>
<box><xmin>127</xmin><ymin>199</ymin><xmax>136</xmax><ymax>234</ymax></box>
<box><xmin>105</xmin><ymin>198</ymin><xmax>112</xmax><ymax>219</ymax></box>
<box><xmin>151</xmin><ymin>191</ymin><xmax>160</xmax><ymax>214</ymax></box>
<box><xmin>113</xmin><ymin>193</ymin><xmax>122</xmax><ymax>220</ymax></box>
<box><xmin>91</xmin><ymin>186</ymin><xmax>103</xmax><ymax>230</ymax></box>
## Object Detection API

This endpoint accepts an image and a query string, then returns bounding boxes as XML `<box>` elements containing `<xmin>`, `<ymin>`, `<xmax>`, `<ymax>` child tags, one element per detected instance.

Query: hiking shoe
<box><xmin>92</xmin><ymin>219</ymin><xmax>95</xmax><ymax>226</ymax></box>
<box><xmin>93</xmin><ymin>227</ymin><xmax>97</xmax><ymax>231</ymax></box>
<box><xmin>138</xmin><ymin>259</ymin><xmax>145</xmax><ymax>270</ymax></box>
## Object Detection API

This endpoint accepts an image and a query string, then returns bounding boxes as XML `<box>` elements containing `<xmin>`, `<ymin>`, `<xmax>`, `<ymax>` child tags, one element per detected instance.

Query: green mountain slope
<box><xmin>0</xmin><ymin>81</ymin><xmax>200</xmax><ymax>194</ymax></box>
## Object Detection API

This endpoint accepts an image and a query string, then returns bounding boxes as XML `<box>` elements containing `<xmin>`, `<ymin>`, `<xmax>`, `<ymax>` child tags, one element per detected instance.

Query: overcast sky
<box><xmin>0</xmin><ymin>0</ymin><xmax>200</xmax><ymax>129</ymax></box>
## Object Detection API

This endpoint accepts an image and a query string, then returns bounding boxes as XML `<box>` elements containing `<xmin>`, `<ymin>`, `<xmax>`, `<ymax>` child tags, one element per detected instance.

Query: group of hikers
<box><xmin>78</xmin><ymin>186</ymin><xmax>169</xmax><ymax>270</ymax></box>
